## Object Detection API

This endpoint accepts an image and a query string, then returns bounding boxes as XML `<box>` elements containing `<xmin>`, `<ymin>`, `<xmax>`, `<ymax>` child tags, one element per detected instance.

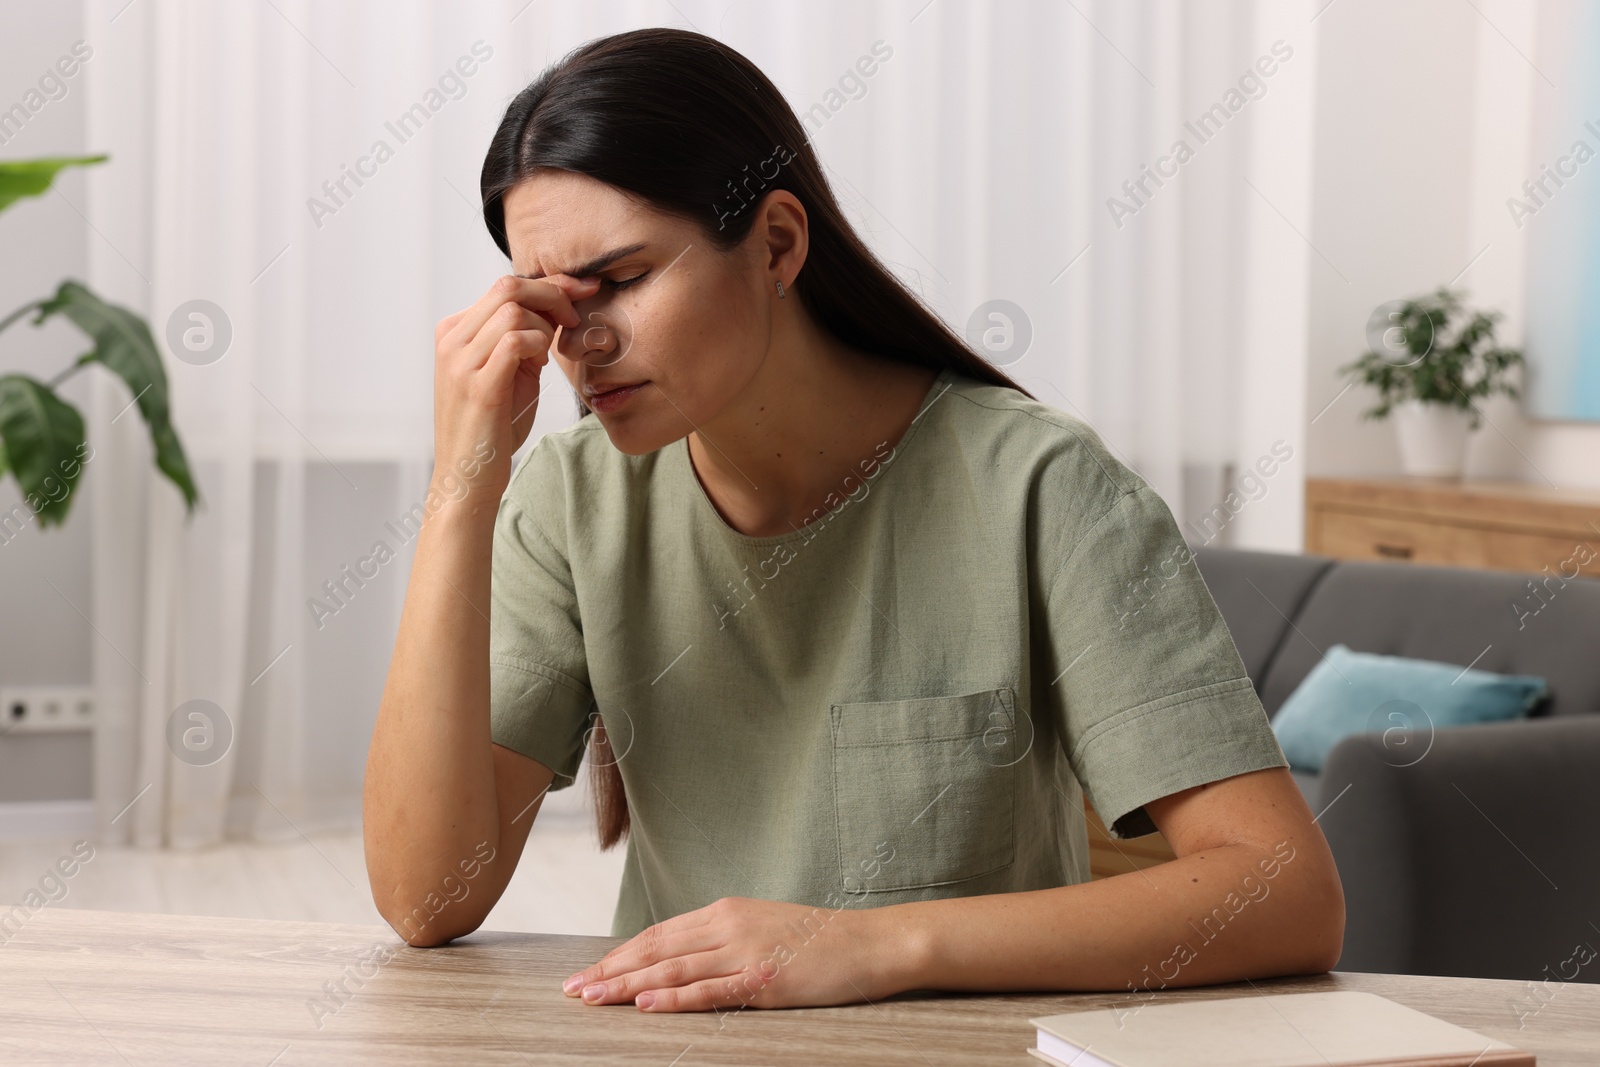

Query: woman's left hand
<box><xmin>561</xmin><ymin>896</ymin><xmax>899</xmax><ymax>1013</ymax></box>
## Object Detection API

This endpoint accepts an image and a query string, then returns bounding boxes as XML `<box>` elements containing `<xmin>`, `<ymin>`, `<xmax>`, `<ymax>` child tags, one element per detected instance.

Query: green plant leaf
<box><xmin>148</xmin><ymin>420</ymin><xmax>199</xmax><ymax>511</ymax></box>
<box><xmin>0</xmin><ymin>155</ymin><xmax>109</xmax><ymax>216</ymax></box>
<box><xmin>0</xmin><ymin>375</ymin><xmax>88</xmax><ymax>528</ymax></box>
<box><xmin>32</xmin><ymin>280</ymin><xmax>200</xmax><ymax>510</ymax></box>
<box><xmin>1343</xmin><ymin>286</ymin><xmax>1524</xmax><ymax>420</ymax></box>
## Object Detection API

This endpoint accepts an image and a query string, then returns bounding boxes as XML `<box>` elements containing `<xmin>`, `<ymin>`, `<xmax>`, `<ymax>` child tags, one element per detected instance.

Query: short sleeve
<box><xmin>1043</xmin><ymin>485</ymin><xmax>1289</xmax><ymax>839</ymax></box>
<box><xmin>487</xmin><ymin>441</ymin><xmax>594</xmax><ymax>792</ymax></box>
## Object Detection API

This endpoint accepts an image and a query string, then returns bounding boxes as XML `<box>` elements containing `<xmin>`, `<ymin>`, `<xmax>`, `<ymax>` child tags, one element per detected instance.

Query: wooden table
<box><xmin>4</xmin><ymin>908</ymin><xmax>1596</xmax><ymax>1065</ymax></box>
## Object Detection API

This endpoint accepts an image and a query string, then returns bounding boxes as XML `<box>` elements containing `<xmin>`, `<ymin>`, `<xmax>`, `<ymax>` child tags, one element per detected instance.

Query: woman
<box><xmin>363</xmin><ymin>26</ymin><xmax>1344</xmax><ymax>1015</ymax></box>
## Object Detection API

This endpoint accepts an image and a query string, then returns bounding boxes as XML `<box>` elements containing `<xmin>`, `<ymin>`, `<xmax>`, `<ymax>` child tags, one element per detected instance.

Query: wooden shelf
<box><xmin>1306</xmin><ymin>476</ymin><xmax>1600</xmax><ymax>577</ymax></box>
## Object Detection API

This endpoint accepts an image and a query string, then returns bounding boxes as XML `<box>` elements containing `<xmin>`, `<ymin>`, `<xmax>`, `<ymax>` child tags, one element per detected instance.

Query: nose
<box><xmin>562</xmin><ymin>306</ymin><xmax>628</xmax><ymax>369</ymax></box>
<box><xmin>580</xmin><ymin>315</ymin><xmax>610</xmax><ymax>352</ymax></box>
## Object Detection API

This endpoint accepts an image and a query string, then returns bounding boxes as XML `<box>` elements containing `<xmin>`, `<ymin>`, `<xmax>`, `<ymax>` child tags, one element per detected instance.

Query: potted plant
<box><xmin>1339</xmin><ymin>286</ymin><xmax>1524</xmax><ymax>479</ymax></box>
<box><xmin>0</xmin><ymin>155</ymin><xmax>198</xmax><ymax>538</ymax></box>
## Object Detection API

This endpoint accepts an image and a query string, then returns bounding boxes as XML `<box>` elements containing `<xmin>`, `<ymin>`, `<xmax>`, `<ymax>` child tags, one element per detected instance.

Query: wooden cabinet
<box><xmin>1305</xmin><ymin>477</ymin><xmax>1600</xmax><ymax>578</ymax></box>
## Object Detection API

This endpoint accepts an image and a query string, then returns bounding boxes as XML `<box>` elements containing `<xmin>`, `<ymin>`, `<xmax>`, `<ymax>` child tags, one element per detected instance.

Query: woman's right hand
<box><xmin>369</xmin><ymin>272</ymin><xmax>599</xmax><ymax>945</ymax></box>
<box><xmin>431</xmin><ymin>273</ymin><xmax>601</xmax><ymax>502</ymax></box>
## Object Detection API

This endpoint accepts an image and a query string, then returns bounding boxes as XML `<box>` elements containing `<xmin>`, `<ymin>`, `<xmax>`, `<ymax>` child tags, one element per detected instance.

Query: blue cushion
<box><xmin>1271</xmin><ymin>644</ymin><xmax>1548</xmax><ymax>773</ymax></box>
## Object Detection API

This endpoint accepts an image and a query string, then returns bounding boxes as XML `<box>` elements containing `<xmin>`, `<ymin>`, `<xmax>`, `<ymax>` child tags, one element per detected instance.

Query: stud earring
<box><xmin>775</xmin><ymin>279</ymin><xmax>786</xmax><ymax>299</ymax></box>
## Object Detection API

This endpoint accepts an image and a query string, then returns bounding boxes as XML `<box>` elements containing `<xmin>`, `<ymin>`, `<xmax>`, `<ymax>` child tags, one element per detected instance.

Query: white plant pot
<box><xmin>1391</xmin><ymin>400</ymin><xmax>1473</xmax><ymax>478</ymax></box>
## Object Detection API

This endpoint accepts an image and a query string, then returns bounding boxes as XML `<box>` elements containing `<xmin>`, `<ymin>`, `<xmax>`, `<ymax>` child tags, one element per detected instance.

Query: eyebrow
<box><xmin>516</xmin><ymin>242</ymin><xmax>649</xmax><ymax>281</ymax></box>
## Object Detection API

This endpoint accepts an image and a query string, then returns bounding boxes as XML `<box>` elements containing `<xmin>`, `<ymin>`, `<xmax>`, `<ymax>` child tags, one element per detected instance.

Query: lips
<box><xmin>582</xmin><ymin>380</ymin><xmax>647</xmax><ymax>399</ymax></box>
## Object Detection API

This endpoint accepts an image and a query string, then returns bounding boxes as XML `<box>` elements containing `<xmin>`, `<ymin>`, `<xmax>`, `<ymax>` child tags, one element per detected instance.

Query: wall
<box><xmin>1464</xmin><ymin>0</ymin><xmax>1600</xmax><ymax>487</ymax></box>
<box><xmin>1306</xmin><ymin>0</ymin><xmax>1600</xmax><ymax>487</ymax></box>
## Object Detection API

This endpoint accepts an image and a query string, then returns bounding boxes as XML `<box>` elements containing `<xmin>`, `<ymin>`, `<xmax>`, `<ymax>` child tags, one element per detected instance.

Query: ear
<box><xmin>752</xmin><ymin>189</ymin><xmax>808</xmax><ymax>288</ymax></box>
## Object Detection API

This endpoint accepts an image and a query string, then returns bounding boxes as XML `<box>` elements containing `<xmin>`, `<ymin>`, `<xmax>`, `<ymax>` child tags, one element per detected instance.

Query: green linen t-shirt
<box><xmin>487</xmin><ymin>366</ymin><xmax>1290</xmax><ymax>938</ymax></box>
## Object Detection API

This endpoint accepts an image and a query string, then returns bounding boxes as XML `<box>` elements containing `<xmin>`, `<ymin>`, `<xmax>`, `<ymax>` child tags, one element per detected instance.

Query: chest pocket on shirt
<box><xmin>829</xmin><ymin>687</ymin><xmax>1018</xmax><ymax>894</ymax></box>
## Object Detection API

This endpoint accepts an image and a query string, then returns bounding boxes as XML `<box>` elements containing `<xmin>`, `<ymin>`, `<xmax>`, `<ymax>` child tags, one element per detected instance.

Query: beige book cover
<box><xmin>1028</xmin><ymin>990</ymin><xmax>1534</xmax><ymax>1067</ymax></box>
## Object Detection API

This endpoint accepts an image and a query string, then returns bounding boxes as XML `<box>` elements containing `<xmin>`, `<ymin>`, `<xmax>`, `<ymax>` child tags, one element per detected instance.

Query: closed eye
<box><xmin>606</xmin><ymin>272</ymin><xmax>648</xmax><ymax>291</ymax></box>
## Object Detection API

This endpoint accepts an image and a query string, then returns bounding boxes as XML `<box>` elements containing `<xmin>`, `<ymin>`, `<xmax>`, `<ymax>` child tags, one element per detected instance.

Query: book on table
<box><xmin>1028</xmin><ymin>990</ymin><xmax>1534</xmax><ymax>1067</ymax></box>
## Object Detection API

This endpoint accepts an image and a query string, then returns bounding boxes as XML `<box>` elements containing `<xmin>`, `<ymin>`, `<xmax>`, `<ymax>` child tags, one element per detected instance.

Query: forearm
<box><xmin>363</xmin><ymin>488</ymin><xmax>504</xmax><ymax>935</ymax></box>
<box><xmin>862</xmin><ymin>839</ymin><xmax>1343</xmax><ymax>998</ymax></box>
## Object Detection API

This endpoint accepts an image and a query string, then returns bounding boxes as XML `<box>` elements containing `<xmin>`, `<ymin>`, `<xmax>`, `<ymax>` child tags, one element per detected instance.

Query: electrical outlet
<box><xmin>0</xmin><ymin>686</ymin><xmax>96</xmax><ymax>735</ymax></box>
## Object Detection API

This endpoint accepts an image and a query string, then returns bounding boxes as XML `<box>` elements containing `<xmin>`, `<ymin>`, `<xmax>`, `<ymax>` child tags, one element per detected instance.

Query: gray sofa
<box><xmin>1191</xmin><ymin>545</ymin><xmax>1600</xmax><ymax>984</ymax></box>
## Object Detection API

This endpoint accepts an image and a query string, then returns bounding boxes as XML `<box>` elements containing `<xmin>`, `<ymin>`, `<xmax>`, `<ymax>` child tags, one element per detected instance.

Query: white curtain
<box><xmin>81</xmin><ymin>0</ymin><xmax>1315</xmax><ymax>847</ymax></box>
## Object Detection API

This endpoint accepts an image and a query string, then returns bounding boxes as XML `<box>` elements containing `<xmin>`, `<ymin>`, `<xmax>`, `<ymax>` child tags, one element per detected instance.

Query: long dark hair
<box><xmin>481</xmin><ymin>26</ymin><xmax>1037</xmax><ymax>850</ymax></box>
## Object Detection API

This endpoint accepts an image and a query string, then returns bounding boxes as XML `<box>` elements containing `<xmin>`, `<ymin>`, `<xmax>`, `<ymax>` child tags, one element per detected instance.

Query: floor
<box><xmin>0</xmin><ymin>811</ymin><xmax>629</xmax><ymax>937</ymax></box>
